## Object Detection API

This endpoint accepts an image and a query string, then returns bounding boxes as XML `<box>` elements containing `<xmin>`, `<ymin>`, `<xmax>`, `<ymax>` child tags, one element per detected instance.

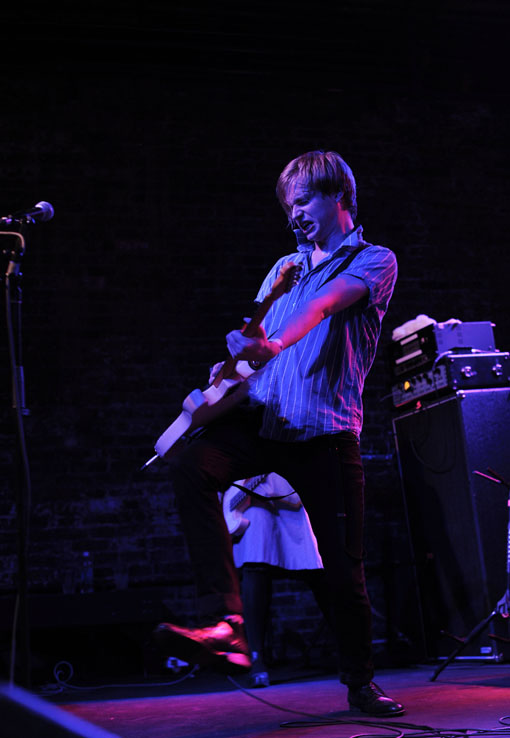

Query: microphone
<box><xmin>1</xmin><ymin>201</ymin><xmax>55</xmax><ymax>225</ymax></box>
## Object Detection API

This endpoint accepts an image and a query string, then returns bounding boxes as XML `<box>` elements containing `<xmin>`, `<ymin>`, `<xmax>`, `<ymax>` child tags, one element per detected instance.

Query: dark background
<box><xmin>1</xmin><ymin>1</ymin><xmax>509</xmax><ymax>682</ymax></box>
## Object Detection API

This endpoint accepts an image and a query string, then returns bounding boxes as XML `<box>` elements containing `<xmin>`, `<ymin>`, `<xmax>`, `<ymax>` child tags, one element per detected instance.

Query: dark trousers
<box><xmin>167</xmin><ymin>405</ymin><xmax>374</xmax><ymax>687</ymax></box>
<box><xmin>241</xmin><ymin>564</ymin><xmax>332</xmax><ymax>665</ymax></box>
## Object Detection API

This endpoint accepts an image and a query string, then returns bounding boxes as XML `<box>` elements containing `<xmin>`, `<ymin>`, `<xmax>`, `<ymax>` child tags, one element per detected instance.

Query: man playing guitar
<box><xmin>152</xmin><ymin>150</ymin><xmax>403</xmax><ymax>716</ymax></box>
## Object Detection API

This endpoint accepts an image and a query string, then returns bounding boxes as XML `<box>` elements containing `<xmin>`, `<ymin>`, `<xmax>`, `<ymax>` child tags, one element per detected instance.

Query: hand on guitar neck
<box><xmin>211</xmin><ymin>261</ymin><xmax>301</xmax><ymax>382</ymax></box>
<box><xmin>141</xmin><ymin>262</ymin><xmax>301</xmax><ymax>470</ymax></box>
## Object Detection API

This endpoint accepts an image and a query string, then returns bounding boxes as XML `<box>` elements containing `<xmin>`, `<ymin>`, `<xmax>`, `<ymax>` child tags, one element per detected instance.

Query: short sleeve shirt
<box><xmin>246</xmin><ymin>226</ymin><xmax>397</xmax><ymax>441</ymax></box>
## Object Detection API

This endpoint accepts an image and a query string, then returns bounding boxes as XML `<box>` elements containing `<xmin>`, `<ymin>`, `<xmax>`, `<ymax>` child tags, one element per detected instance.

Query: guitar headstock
<box><xmin>270</xmin><ymin>261</ymin><xmax>302</xmax><ymax>300</ymax></box>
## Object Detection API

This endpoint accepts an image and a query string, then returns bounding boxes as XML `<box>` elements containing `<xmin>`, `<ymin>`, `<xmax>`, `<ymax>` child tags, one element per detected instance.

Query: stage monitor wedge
<box><xmin>0</xmin><ymin>682</ymin><xmax>120</xmax><ymax>738</ymax></box>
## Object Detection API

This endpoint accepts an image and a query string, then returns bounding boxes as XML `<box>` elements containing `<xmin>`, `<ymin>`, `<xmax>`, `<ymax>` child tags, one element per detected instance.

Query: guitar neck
<box><xmin>219</xmin><ymin>292</ymin><xmax>281</xmax><ymax>380</ymax></box>
<box><xmin>213</xmin><ymin>262</ymin><xmax>298</xmax><ymax>385</ymax></box>
<box><xmin>243</xmin><ymin>291</ymin><xmax>280</xmax><ymax>337</ymax></box>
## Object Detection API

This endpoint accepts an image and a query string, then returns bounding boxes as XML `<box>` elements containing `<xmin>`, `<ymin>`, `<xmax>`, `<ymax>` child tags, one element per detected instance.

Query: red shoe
<box><xmin>153</xmin><ymin>614</ymin><xmax>251</xmax><ymax>675</ymax></box>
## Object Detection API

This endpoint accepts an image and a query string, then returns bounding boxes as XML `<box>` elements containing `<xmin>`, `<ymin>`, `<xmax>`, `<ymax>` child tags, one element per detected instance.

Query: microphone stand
<box><xmin>2</xmin><ymin>228</ymin><xmax>33</xmax><ymax>687</ymax></box>
<box><xmin>431</xmin><ymin>467</ymin><xmax>510</xmax><ymax>681</ymax></box>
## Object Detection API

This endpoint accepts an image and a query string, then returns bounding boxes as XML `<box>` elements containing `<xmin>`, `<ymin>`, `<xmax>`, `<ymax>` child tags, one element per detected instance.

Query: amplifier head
<box><xmin>388</xmin><ymin>321</ymin><xmax>496</xmax><ymax>380</ymax></box>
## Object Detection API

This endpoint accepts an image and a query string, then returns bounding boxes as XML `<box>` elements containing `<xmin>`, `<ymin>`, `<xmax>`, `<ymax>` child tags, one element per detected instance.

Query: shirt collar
<box><xmin>294</xmin><ymin>225</ymin><xmax>363</xmax><ymax>253</ymax></box>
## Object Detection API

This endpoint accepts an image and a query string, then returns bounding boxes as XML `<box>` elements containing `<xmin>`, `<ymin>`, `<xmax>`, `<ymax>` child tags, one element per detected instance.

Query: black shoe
<box><xmin>348</xmin><ymin>681</ymin><xmax>405</xmax><ymax>716</ymax></box>
<box><xmin>153</xmin><ymin>614</ymin><xmax>251</xmax><ymax>675</ymax></box>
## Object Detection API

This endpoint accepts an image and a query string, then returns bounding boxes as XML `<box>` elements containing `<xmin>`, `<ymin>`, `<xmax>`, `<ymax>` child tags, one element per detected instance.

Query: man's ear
<box><xmin>335</xmin><ymin>191</ymin><xmax>344</xmax><ymax>203</ymax></box>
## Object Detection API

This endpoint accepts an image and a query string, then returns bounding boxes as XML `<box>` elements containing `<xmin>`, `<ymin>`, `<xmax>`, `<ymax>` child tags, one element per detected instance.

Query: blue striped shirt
<box><xmin>246</xmin><ymin>226</ymin><xmax>397</xmax><ymax>441</ymax></box>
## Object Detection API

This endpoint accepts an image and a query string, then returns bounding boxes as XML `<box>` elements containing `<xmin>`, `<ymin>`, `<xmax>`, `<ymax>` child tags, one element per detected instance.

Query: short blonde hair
<box><xmin>276</xmin><ymin>150</ymin><xmax>357</xmax><ymax>220</ymax></box>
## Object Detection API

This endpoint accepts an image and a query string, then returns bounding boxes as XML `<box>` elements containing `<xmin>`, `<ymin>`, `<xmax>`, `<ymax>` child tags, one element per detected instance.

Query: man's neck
<box><xmin>313</xmin><ymin>220</ymin><xmax>356</xmax><ymax>264</ymax></box>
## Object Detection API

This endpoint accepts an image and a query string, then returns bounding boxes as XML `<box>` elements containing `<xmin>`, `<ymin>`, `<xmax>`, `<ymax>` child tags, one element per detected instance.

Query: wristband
<box><xmin>269</xmin><ymin>338</ymin><xmax>284</xmax><ymax>353</ymax></box>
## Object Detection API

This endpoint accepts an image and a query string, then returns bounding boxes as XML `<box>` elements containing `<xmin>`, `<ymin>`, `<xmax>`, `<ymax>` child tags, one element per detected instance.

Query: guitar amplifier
<box><xmin>391</xmin><ymin>351</ymin><xmax>510</xmax><ymax>408</ymax></box>
<box><xmin>392</xmin><ymin>388</ymin><xmax>510</xmax><ymax>659</ymax></box>
<box><xmin>389</xmin><ymin>321</ymin><xmax>496</xmax><ymax>380</ymax></box>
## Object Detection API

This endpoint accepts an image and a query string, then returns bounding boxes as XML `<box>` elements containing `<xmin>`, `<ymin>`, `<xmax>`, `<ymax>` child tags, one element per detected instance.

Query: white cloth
<box><xmin>229</xmin><ymin>473</ymin><xmax>323</xmax><ymax>570</ymax></box>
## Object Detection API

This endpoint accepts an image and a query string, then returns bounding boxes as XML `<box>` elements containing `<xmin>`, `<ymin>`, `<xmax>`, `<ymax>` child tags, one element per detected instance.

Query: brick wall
<box><xmin>1</xmin><ymin>4</ymin><xmax>509</xmax><ymax>680</ymax></box>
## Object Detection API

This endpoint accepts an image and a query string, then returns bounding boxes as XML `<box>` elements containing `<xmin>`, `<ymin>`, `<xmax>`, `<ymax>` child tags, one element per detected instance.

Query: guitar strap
<box><xmin>318</xmin><ymin>241</ymin><xmax>368</xmax><ymax>287</ymax></box>
<box><xmin>230</xmin><ymin>481</ymin><xmax>293</xmax><ymax>502</ymax></box>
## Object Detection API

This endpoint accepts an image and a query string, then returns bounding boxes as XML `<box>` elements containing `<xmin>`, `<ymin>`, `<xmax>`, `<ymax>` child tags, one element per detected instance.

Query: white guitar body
<box><xmin>222</xmin><ymin>485</ymin><xmax>253</xmax><ymax>539</ymax></box>
<box><xmin>154</xmin><ymin>360</ymin><xmax>256</xmax><ymax>458</ymax></box>
<box><xmin>221</xmin><ymin>474</ymin><xmax>302</xmax><ymax>540</ymax></box>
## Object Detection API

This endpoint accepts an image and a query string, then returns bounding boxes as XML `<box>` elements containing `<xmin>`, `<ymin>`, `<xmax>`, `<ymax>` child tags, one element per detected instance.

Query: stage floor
<box><xmin>38</xmin><ymin>660</ymin><xmax>510</xmax><ymax>738</ymax></box>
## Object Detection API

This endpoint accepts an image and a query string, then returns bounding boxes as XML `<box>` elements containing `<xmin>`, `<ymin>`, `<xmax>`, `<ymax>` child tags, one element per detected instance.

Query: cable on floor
<box><xmin>227</xmin><ymin>675</ymin><xmax>510</xmax><ymax>737</ymax></box>
<box><xmin>38</xmin><ymin>660</ymin><xmax>199</xmax><ymax>696</ymax></box>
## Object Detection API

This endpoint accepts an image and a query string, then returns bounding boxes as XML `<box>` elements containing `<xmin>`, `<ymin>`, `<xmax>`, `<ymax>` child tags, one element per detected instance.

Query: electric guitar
<box><xmin>222</xmin><ymin>475</ymin><xmax>269</xmax><ymax>539</ymax></box>
<box><xmin>222</xmin><ymin>474</ymin><xmax>302</xmax><ymax>540</ymax></box>
<box><xmin>141</xmin><ymin>262</ymin><xmax>301</xmax><ymax>469</ymax></box>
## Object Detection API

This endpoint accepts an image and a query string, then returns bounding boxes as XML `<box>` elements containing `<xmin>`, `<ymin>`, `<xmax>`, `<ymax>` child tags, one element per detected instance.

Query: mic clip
<box><xmin>1</xmin><ymin>214</ymin><xmax>34</xmax><ymax>226</ymax></box>
<box><xmin>1</xmin><ymin>231</ymin><xmax>26</xmax><ymax>278</ymax></box>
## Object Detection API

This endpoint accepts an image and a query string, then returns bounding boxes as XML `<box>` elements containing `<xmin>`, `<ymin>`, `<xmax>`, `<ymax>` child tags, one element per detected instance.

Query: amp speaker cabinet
<box><xmin>393</xmin><ymin>388</ymin><xmax>510</xmax><ymax>660</ymax></box>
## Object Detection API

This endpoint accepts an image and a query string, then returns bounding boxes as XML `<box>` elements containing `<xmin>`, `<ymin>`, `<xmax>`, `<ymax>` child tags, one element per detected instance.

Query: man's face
<box><xmin>287</xmin><ymin>179</ymin><xmax>340</xmax><ymax>243</ymax></box>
